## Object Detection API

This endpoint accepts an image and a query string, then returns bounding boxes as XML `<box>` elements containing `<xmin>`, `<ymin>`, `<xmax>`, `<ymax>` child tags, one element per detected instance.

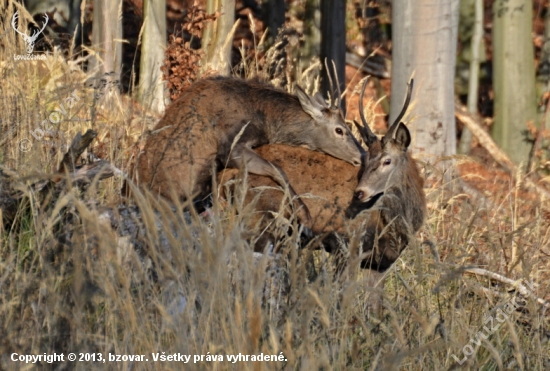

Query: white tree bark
<box><xmin>203</xmin><ymin>0</ymin><xmax>236</xmax><ymax>75</ymax></box>
<box><xmin>492</xmin><ymin>0</ymin><xmax>537</xmax><ymax>165</ymax></box>
<box><xmin>391</xmin><ymin>0</ymin><xmax>459</xmax><ymax>162</ymax></box>
<box><xmin>458</xmin><ymin>0</ymin><xmax>483</xmax><ymax>155</ymax></box>
<box><xmin>138</xmin><ymin>0</ymin><xmax>168</xmax><ymax>114</ymax></box>
<box><xmin>91</xmin><ymin>0</ymin><xmax>122</xmax><ymax>81</ymax></box>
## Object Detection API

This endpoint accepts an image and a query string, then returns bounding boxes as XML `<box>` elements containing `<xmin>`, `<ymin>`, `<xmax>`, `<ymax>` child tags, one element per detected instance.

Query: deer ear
<box><xmin>393</xmin><ymin>122</ymin><xmax>411</xmax><ymax>150</ymax></box>
<box><xmin>312</xmin><ymin>92</ymin><xmax>328</xmax><ymax>108</ymax></box>
<box><xmin>296</xmin><ymin>85</ymin><xmax>324</xmax><ymax>119</ymax></box>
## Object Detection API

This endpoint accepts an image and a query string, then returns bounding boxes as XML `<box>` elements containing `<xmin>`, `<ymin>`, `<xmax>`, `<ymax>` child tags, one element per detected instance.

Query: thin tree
<box><xmin>138</xmin><ymin>0</ymin><xmax>168</xmax><ymax>114</ymax></box>
<box><xmin>300</xmin><ymin>0</ymin><xmax>321</xmax><ymax>72</ymax></box>
<box><xmin>90</xmin><ymin>0</ymin><xmax>122</xmax><ymax>83</ymax></box>
<box><xmin>458</xmin><ymin>0</ymin><xmax>483</xmax><ymax>155</ymax></box>
<box><xmin>492</xmin><ymin>0</ymin><xmax>537</xmax><ymax>165</ymax></box>
<box><xmin>202</xmin><ymin>0</ymin><xmax>237</xmax><ymax>75</ymax></box>
<box><xmin>262</xmin><ymin>0</ymin><xmax>285</xmax><ymax>45</ymax></box>
<box><xmin>390</xmin><ymin>0</ymin><xmax>459</xmax><ymax>162</ymax></box>
<box><xmin>320</xmin><ymin>0</ymin><xmax>346</xmax><ymax>111</ymax></box>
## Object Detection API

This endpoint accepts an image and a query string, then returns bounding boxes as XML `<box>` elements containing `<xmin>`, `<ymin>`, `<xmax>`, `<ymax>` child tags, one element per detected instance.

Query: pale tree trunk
<box><xmin>138</xmin><ymin>0</ymin><xmax>168</xmax><ymax>114</ymax></box>
<box><xmin>91</xmin><ymin>0</ymin><xmax>122</xmax><ymax>82</ymax></box>
<box><xmin>320</xmin><ymin>0</ymin><xmax>346</xmax><ymax>111</ymax></box>
<box><xmin>391</xmin><ymin>0</ymin><xmax>459</xmax><ymax>162</ymax></box>
<box><xmin>202</xmin><ymin>0</ymin><xmax>236</xmax><ymax>75</ymax></box>
<box><xmin>492</xmin><ymin>0</ymin><xmax>537</xmax><ymax>165</ymax></box>
<box><xmin>202</xmin><ymin>0</ymin><xmax>216</xmax><ymax>56</ymax></box>
<box><xmin>389</xmin><ymin>0</ymin><xmax>414</xmax><ymax>124</ymax></box>
<box><xmin>300</xmin><ymin>0</ymin><xmax>321</xmax><ymax>72</ymax></box>
<box><xmin>458</xmin><ymin>0</ymin><xmax>483</xmax><ymax>155</ymax></box>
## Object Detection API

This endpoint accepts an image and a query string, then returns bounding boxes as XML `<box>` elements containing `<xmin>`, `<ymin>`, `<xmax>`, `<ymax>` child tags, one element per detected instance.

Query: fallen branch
<box><xmin>455</xmin><ymin>100</ymin><xmax>550</xmax><ymax>199</ymax></box>
<box><xmin>455</xmin><ymin>100</ymin><xmax>514</xmax><ymax>171</ymax></box>
<box><xmin>1</xmin><ymin>130</ymin><xmax>120</xmax><ymax>226</ymax></box>
<box><xmin>58</xmin><ymin>129</ymin><xmax>98</xmax><ymax>173</ymax></box>
<box><xmin>463</xmin><ymin>267</ymin><xmax>550</xmax><ymax>309</ymax></box>
<box><xmin>345</xmin><ymin>52</ymin><xmax>390</xmax><ymax>79</ymax></box>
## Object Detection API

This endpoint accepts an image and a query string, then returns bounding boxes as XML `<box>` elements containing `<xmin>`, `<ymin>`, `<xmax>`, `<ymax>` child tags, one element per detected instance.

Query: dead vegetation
<box><xmin>0</xmin><ymin>4</ymin><xmax>549</xmax><ymax>371</ymax></box>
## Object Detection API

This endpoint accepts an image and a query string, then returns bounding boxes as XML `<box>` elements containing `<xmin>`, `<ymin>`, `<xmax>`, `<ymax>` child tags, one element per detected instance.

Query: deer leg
<box><xmin>228</xmin><ymin>145</ymin><xmax>312</xmax><ymax>226</ymax></box>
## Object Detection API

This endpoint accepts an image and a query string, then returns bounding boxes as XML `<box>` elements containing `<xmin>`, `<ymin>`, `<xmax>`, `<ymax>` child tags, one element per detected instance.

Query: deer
<box><xmin>135</xmin><ymin>76</ymin><xmax>364</xmax><ymax>223</ymax></box>
<box><xmin>218</xmin><ymin>78</ymin><xmax>426</xmax><ymax>273</ymax></box>
<box><xmin>12</xmin><ymin>11</ymin><xmax>49</xmax><ymax>54</ymax></box>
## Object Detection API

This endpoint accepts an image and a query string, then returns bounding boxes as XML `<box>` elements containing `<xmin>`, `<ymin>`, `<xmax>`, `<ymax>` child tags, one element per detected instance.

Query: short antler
<box><xmin>384</xmin><ymin>78</ymin><xmax>414</xmax><ymax>143</ymax></box>
<box><xmin>355</xmin><ymin>77</ymin><xmax>378</xmax><ymax>147</ymax></box>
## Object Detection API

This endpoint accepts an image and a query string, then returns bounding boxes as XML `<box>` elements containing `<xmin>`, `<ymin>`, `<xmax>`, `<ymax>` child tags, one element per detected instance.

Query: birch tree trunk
<box><xmin>202</xmin><ymin>0</ymin><xmax>236</xmax><ymax>75</ymax></box>
<box><xmin>458</xmin><ymin>0</ymin><xmax>483</xmax><ymax>155</ymax></box>
<box><xmin>90</xmin><ymin>0</ymin><xmax>122</xmax><ymax>82</ymax></box>
<box><xmin>391</xmin><ymin>0</ymin><xmax>459</xmax><ymax>162</ymax></box>
<box><xmin>492</xmin><ymin>0</ymin><xmax>537</xmax><ymax>165</ymax></box>
<box><xmin>320</xmin><ymin>0</ymin><xmax>346</xmax><ymax>111</ymax></box>
<box><xmin>389</xmin><ymin>0</ymin><xmax>413</xmax><ymax>124</ymax></box>
<box><xmin>138</xmin><ymin>0</ymin><xmax>168</xmax><ymax>114</ymax></box>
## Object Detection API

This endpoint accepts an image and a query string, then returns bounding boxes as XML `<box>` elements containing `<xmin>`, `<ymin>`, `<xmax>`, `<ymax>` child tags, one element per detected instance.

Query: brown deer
<box><xmin>219</xmin><ymin>78</ymin><xmax>426</xmax><ymax>272</ymax></box>
<box><xmin>135</xmin><ymin>76</ymin><xmax>363</xmax><ymax>221</ymax></box>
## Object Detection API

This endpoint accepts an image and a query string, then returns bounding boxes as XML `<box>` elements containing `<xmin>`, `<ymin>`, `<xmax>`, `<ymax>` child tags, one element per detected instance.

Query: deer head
<box><xmin>12</xmin><ymin>11</ymin><xmax>49</xmax><ymax>54</ymax></box>
<box><xmin>353</xmin><ymin>77</ymin><xmax>414</xmax><ymax>204</ymax></box>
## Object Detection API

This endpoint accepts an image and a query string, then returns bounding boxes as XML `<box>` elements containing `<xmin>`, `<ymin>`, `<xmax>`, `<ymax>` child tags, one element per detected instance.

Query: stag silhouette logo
<box><xmin>11</xmin><ymin>11</ymin><xmax>48</xmax><ymax>54</ymax></box>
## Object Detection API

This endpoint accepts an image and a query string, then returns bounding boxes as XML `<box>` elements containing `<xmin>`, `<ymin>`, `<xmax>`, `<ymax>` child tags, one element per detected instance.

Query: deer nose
<box><xmin>354</xmin><ymin>191</ymin><xmax>364</xmax><ymax>201</ymax></box>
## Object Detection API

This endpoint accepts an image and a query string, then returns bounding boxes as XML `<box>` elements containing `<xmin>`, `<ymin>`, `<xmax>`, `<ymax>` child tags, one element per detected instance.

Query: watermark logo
<box><xmin>451</xmin><ymin>279</ymin><xmax>536</xmax><ymax>365</ymax></box>
<box><xmin>12</xmin><ymin>11</ymin><xmax>48</xmax><ymax>60</ymax></box>
<box><xmin>18</xmin><ymin>89</ymin><xmax>80</xmax><ymax>152</ymax></box>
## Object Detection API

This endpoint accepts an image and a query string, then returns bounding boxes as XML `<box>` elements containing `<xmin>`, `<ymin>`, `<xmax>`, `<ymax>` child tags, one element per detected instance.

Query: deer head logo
<box><xmin>11</xmin><ymin>11</ymin><xmax>48</xmax><ymax>54</ymax></box>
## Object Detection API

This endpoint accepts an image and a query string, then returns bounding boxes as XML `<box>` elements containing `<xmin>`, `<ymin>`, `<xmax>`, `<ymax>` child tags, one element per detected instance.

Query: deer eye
<box><xmin>335</xmin><ymin>128</ymin><xmax>344</xmax><ymax>135</ymax></box>
<box><xmin>383</xmin><ymin>158</ymin><xmax>391</xmax><ymax>166</ymax></box>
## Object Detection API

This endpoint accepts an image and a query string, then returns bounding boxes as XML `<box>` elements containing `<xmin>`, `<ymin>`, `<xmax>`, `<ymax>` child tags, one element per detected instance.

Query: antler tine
<box><xmin>385</xmin><ymin>78</ymin><xmax>414</xmax><ymax>140</ymax></box>
<box><xmin>356</xmin><ymin>77</ymin><xmax>377</xmax><ymax>147</ymax></box>
<box><xmin>324</xmin><ymin>58</ymin><xmax>336</xmax><ymax>109</ymax></box>
<box><xmin>332</xmin><ymin>60</ymin><xmax>342</xmax><ymax>109</ymax></box>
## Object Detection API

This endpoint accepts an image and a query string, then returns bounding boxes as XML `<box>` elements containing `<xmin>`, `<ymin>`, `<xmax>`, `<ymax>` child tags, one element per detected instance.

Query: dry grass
<box><xmin>1</xmin><ymin>3</ymin><xmax>550</xmax><ymax>370</ymax></box>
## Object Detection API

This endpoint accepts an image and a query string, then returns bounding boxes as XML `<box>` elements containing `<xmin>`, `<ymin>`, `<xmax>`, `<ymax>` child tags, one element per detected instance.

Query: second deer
<box><xmin>219</xmin><ymin>78</ymin><xmax>426</xmax><ymax>272</ymax></box>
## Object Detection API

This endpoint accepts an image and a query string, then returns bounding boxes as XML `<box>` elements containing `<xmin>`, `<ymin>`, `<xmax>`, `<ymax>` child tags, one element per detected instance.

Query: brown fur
<box><xmin>218</xmin><ymin>132</ymin><xmax>426</xmax><ymax>271</ymax></box>
<box><xmin>135</xmin><ymin>76</ymin><xmax>362</xmax><ymax>205</ymax></box>
<box><xmin>219</xmin><ymin>144</ymin><xmax>359</xmax><ymax>234</ymax></box>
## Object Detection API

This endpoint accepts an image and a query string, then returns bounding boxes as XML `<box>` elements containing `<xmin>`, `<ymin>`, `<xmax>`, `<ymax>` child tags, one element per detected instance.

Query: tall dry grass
<box><xmin>0</xmin><ymin>2</ymin><xmax>549</xmax><ymax>370</ymax></box>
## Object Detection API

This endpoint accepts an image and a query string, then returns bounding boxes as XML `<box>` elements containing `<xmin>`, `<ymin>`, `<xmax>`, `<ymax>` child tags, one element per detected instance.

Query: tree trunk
<box><xmin>138</xmin><ymin>0</ymin><xmax>168</xmax><ymax>114</ymax></box>
<box><xmin>392</xmin><ymin>0</ymin><xmax>459</xmax><ymax>161</ymax></box>
<box><xmin>389</xmin><ymin>0</ymin><xmax>414</xmax><ymax>124</ymax></box>
<box><xmin>262</xmin><ymin>0</ymin><xmax>285</xmax><ymax>45</ymax></box>
<box><xmin>300</xmin><ymin>0</ymin><xmax>321</xmax><ymax>72</ymax></box>
<box><xmin>492</xmin><ymin>0</ymin><xmax>537</xmax><ymax>165</ymax></box>
<box><xmin>203</xmin><ymin>0</ymin><xmax>236</xmax><ymax>75</ymax></box>
<box><xmin>320</xmin><ymin>0</ymin><xmax>346</xmax><ymax>111</ymax></box>
<box><xmin>91</xmin><ymin>0</ymin><xmax>122</xmax><ymax>81</ymax></box>
<box><xmin>458</xmin><ymin>0</ymin><xmax>483</xmax><ymax>155</ymax></box>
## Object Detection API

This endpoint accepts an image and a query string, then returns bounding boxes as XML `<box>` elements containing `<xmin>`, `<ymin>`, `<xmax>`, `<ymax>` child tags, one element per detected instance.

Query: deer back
<box><xmin>136</xmin><ymin>76</ymin><xmax>362</xmax><ymax>202</ymax></box>
<box><xmin>218</xmin><ymin>144</ymin><xmax>359</xmax><ymax>235</ymax></box>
